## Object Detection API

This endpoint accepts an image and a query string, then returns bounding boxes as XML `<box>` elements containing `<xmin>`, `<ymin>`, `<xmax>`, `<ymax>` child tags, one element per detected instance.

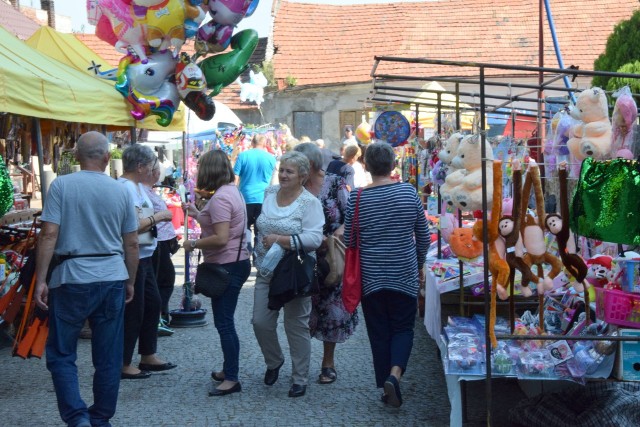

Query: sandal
<box><xmin>318</xmin><ymin>367</ymin><xmax>337</xmax><ymax>384</ymax></box>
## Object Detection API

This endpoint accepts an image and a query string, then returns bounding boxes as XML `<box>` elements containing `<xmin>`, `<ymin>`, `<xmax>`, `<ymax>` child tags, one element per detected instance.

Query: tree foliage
<box><xmin>593</xmin><ymin>10</ymin><xmax>640</xmax><ymax>89</ymax></box>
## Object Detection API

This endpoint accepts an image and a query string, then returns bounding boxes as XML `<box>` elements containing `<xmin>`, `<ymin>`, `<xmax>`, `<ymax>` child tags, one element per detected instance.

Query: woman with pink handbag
<box><xmin>343</xmin><ymin>142</ymin><xmax>430</xmax><ymax>408</ymax></box>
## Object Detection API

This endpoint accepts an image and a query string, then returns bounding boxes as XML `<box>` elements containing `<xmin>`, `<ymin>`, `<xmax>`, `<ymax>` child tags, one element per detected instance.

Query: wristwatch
<box><xmin>190</xmin><ymin>240</ymin><xmax>197</xmax><ymax>249</ymax></box>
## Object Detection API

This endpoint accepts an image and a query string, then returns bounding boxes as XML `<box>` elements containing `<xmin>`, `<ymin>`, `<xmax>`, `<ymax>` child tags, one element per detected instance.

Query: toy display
<box><xmin>611</xmin><ymin>86</ymin><xmax>638</xmax><ymax>159</ymax></box>
<box><xmin>447</xmin><ymin>134</ymin><xmax>494</xmax><ymax>211</ymax></box>
<box><xmin>567</xmin><ymin>87</ymin><xmax>612</xmax><ymax>161</ymax></box>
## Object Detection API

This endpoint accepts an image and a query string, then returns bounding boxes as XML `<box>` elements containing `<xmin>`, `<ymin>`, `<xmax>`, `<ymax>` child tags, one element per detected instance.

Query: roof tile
<box><xmin>0</xmin><ymin>1</ymin><xmax>40</xmax><ymax>40</ymax></box>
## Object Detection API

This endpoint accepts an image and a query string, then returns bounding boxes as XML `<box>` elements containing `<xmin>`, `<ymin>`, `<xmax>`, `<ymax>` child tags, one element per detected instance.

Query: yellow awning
<box><xmin>0</xmin><ymin>24</ymin><xmax>185</xmax><ymax>130</ymax></box>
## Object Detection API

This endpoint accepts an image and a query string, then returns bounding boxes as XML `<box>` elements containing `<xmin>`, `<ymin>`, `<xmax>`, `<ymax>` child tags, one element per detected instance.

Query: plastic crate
<box><xmin>595</xmin><ymin>287</ymin><xmax>640</xmax><ymax>328</ymax></box>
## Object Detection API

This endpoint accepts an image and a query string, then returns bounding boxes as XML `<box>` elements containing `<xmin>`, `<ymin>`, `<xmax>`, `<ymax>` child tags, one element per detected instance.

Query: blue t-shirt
<box><xmin>233</xmin><ymin>148</ymin><xmax>276</xmax><ymax>204</ymax></box>
<box><xmin>41</xmin><ymin>171</ymin><xmax>138</xmax><ymax>288</ymax></box>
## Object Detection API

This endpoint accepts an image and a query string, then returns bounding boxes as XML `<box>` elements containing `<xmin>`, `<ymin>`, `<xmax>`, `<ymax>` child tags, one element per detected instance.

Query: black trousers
<box><xmin>123</xmin><ymin>257</ymin><xmax>161</xmax><ymax>365</ymax></box>
<box><xmin>152</xmin><ymin>239</ymin><xmax>176</xmax><ymax>316</ymax></box>
<box><xmin>246</xmin><ymin>203</ymin><xmax>262</xmax><ymax>250</ymax></box>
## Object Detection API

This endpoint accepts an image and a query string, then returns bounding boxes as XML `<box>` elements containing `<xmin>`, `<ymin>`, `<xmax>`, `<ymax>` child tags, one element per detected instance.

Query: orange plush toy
<box><xmin>449</xmin><ymin>227</ymin><xmax>483</xmax><ymax>261</ymax></box>
<box><xmin>472</xmin><ymin>160</ymin><xmax>509</xmax><ymax>348</ymax></box>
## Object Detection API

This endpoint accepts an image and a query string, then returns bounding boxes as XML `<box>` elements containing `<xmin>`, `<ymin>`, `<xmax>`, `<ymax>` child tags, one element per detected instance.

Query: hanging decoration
<box><xmin>374</xmin><ymin>111</ymin><xmax>411</xmax><ymax>147</ymax></box>
<box><xmin>0</xmin><ymin>156</ymin><xmax>14</xmax><ymax>217</ymax></box>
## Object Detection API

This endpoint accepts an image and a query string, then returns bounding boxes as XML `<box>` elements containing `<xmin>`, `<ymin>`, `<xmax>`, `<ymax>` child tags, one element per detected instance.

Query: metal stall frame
<box><xmin>368</xmin><ymin>57</ymin><xmax>640</xmax><ymax>426</ymax></box>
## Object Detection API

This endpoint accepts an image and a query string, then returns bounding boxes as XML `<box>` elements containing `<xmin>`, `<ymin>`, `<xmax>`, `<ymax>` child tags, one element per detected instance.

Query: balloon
<box><xmin>374</xmin><ymin>111</ymin><xmax>411</xmax><ymax>147</ymax></box>
<box><xmin>208</xmin><ymin>0</ymin><xmax>252</xmax><ymax>26</ymax></box>
<box><xmin>145</xmin><ymin>0</ymin><xmax>205</xmax><ymax>52</ymax></box>
<box><xmin>199</xmin><ymin>29</ymin><xmax>259</xmax><ymax>97</ymax></box>
<box><xmin>175</xmin><ymin>53</ymin><xmax>215</xmax><ymax>120</ymax></box>
<box><xmin>237</xmin><ymin>70</ymin><xmax>267</xmax><ymax>106</ymax></box>
<box><xmin>355</xmin><ymin>121</ymin><xmax>371</xmax><ymax>144</ymax></box>
<box><xmin>116</xmin><ymin>51</ymin><xmax>180</xmax><ymax>126</ymax></box>
<box><xmin>195</xmin><ymin>21</ymin><xmax>232</xmax><ymax>55</ymax></box>
<box><xmin>244</xmin><ymin>0</ymin><xmax>259</xmax><ymax>17</ymax></box>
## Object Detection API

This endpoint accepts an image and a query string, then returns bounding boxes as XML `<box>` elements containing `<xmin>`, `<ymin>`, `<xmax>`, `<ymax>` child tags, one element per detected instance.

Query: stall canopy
<box><xmin>0</xmin><ymin>24</ymin><xmax>185</xmax><ymax>130</ymax></box>
<box><xmin>408</xmin><ymin>82</ymin><xmax>476</xmax><ymax>130</ymax></box>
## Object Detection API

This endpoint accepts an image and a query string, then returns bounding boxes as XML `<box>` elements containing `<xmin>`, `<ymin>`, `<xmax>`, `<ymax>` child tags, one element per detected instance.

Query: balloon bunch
<box><xmin>87</xmin><ymin>0</ymin><xmax>260</xmax><ymax>126</ymax></box>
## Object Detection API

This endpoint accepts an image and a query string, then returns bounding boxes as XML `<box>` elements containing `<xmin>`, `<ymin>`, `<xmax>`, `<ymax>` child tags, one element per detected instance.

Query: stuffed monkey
<box><xmin>521</xmin><ymin>160</ymin><xmax>562</xmax><ymax>294</ymax></box>
<box><xmin>498</xmin><ymin>159</ymin><xmax>537</xmax><ymax>298</ymax></box>
<box><xmin>472</xmin><ymin>160</ymin><xmax>509</xmax><ymax>348</ymax></box>
<box><xmin>544</xmin><ymin>163</ymin><xmax>588</xmax><ymax>292</ymax></box>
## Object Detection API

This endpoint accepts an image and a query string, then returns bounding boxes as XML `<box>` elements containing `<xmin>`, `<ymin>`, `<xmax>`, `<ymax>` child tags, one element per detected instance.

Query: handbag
<box><xmin>137</xmin><ymin>206</ymin><xmax>156</xmax><ymax>246</ymax></box>
<box><xmin>194</xmin><ymin>206</ymin><xmax>246</xmax><ymax>298</ymax></box>
<box><xmin>570</xmin><ymin>158</ymin><xmax>640</xmax><ymax>245</ymax></box>
<box><xmin>342</xmin><ymin>188</ymin><xmax>363</xmax><ymax>314</ymax></box>
<box><xmin>268</xmin><ymin>234</ymin><xmax>319</xmax><ymax>311</ymax></box>
<box><xmin>168</xmin><ymin>236</ymin><xmax>180</xmax><ymax>255</ymax></box>
<box><xmin>317</xmin><ymin>235</ymin><xmax>346</xmax><ymax>289</ymax></box>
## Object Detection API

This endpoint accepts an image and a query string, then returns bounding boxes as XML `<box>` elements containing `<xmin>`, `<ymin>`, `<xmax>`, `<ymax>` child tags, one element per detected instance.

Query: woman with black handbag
<box><xmin>293</xmin><ymin>143</ymin><xmax>359</xmax><ymax>386</ymax></box>
<box><xmin>253</xmin><ymin>151</ymin><xmax>324</xmax><ymax>398</ymax></box>
<box><xmin>183</xmin><ymin>150</ymin><xmax>251</xmax><ymax>397</ymax></box>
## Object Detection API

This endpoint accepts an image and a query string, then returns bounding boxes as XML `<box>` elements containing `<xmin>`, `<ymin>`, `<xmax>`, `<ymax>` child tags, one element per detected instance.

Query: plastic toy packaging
<box><xmin>492</xmin><ymin>345</ymin><xmax>515</xmax><ymax>375</ymax></box>
<box><xmin>518</xmin><ymin>349</ymin><xmax>555</xmax><ymax>377</ymax></box>
<box><xmin>611</xmin><ymin>86</ymin><xmax>638</xmax><ymax>159</ymax></box>
<box><xmin>443</xmin><ymin>325</ymin><xmax>485</xmax><ymax>374</ymax></box>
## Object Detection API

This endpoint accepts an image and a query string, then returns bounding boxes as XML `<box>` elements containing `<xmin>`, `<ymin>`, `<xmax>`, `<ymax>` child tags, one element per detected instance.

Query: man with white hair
<box><xmin>315</xmin><ymin>138</ymin><xmax>338</xmax><ymax>170</ymax></box>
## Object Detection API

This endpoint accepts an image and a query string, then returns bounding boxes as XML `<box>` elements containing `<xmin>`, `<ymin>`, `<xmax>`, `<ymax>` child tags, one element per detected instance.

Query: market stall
<box><xmin>368</xmin><ymin>56</ymin><xmax>640</xmax><ymax>426</ymax></box>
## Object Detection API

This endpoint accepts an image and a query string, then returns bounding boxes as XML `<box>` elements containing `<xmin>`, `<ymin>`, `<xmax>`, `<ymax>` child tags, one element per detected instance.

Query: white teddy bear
<box><xmin>449</xmin><ymin>134</ymin><xmax>494</xmax><ymax>211</ymax></box>
<box><xmin>567</xmin><ymin>87</ymin><xmax>612</xmax><ymax>161</ymax></box>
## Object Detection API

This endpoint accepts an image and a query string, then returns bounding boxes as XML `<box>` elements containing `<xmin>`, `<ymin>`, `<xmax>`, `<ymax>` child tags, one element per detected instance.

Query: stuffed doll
<box><xmin>438</xmin><ymin>133</ymin><xmax>464</xmax><ymax>205</ymax></box>
<box><xmin>585</xmin><ymin>255</ymin><xmax>613</xmax><ymax>288</ymax></box>
<box><xmin>544</xmin><ymin>163</ymin><xmax>589</xmax><ymax>293</ymax></box>
<box><xmin>567</xmin><ymin>87</ymin><xmax>612</xmax><ymax>161</ymax></box>
<box><xmin>520</xmin><ymin>160</ymin><xmax>561</xmax><ymax>294</ymax></box>
<box><xmin>498</xmin><ymin>159</ymin><xmax>537</xmax><ymax>298</ymax></box>
<box><xmin>449</xmin><ymin>227</ymin><xmax>483</xmax><ymax>261</ymax></box>
<box><xmin>472</xmin><ymin>161</ymin><xmax>509</xmax><ymax>348</ymax></box>
<box><xmin>450</xmin><ymin>134</ymin><xmax>494</xmax><ymax>211</ymax></box>
<box><xmin>611</xmin><ymin>87</ymin><xmax>638</xmax><ymax>159</ymax></box>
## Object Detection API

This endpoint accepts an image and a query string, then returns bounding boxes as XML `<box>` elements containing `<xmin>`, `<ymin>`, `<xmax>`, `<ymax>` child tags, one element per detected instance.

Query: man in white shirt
<box><xmin>342</xmin><ymin>125</ymin><xmax>358</xmax><ymax>146</ymax></box>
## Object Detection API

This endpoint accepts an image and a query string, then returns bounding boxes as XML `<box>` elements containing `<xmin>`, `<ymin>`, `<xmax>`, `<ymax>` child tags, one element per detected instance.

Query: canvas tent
<box><xmin>21</xmin><ymin>25</ymin><xmax>185</xmax><ymax>131</ymax></box>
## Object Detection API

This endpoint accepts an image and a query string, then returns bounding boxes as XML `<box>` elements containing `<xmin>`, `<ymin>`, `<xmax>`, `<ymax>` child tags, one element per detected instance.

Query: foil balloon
<box><xmin>176</xmin><ymin>52</ymin><xmax>215</xmax><ymax>120</ymax></box>
<box><xmin>195</xmin><ymin>21</ymin><xmax>232</xmax><ymax>55</ymax></box>
<box><xmin>244</xmin><ymin>0</ymin><xmax>259</xmax><ymax>17</ymax></box>
<box><xmin>374</xmin><ymin>111</ymin><xmax>411</xmax><ymax>147</ymax></box>
<box><xmin>237</xmin><ymin>70</ymin><xmax>267</xmax><ymax>106</ymax></box>
<box><xmin>116</xmin><ymin>50</ymin><xmax>180</xmax><ymax>127</ymax></box>
<box><xmin>91</xmin><ymin>0</ymin><xmax>149</xmax><ymax>62</ymax></box>
<box><xmin>355</xmin><ymin>121</ymin><xmax>372</xmax><ymax>144</ymax></box>
<box><xmin>145</xmin><ymin>0</ymin><xmax>205</xmax><ymax>52</ymax></box>
<box><xmin>208</xmin><ymin>0</ymin><xmax>252</xmax><ymax>26</ymax></box>
<box><xmin>199</xmin><ymin>29</ymin><xmax>259</xmax><ymax>96</ymax></box>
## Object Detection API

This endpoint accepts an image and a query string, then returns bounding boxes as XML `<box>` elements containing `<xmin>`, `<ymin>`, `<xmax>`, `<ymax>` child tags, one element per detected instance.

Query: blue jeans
<box><xmin>211</xmin><ymin>259</ymin><xmax>251</xmax><ymax>382</ymax></box>
<box><xmin>46</xmin><ymin>281</ymin><xmax>126</xmax><ymax>427</ymax></box>
<box><xmin>361</xmin><ymin>290</ymin><xmax>417</xmax><ymax>388</ymax></box>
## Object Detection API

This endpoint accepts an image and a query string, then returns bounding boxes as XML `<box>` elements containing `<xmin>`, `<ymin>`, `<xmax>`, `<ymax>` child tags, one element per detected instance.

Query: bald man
<box><xmin>35</xmin><ymin>131</ymin><xmax>139</xmax><ymax>427</ymax></box>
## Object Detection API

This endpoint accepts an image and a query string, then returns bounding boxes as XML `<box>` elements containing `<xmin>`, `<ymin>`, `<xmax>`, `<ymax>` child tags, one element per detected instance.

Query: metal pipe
<box><xmin>33</xmin><ymin>118</ymin><xmax>46</xmax><ymax>205</ymax></box>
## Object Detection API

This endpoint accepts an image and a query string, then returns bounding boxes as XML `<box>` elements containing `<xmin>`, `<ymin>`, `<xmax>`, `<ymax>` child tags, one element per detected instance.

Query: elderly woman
<box><xmin>183</xmin><ymin>150</ymin><xmax>251</xmax><ymax>397</ymax></box>
<box><xmin>343</xmin><ymin>142</ymin><xmax>429</xmax><ymax>408</ymax></box>
<box><xmin>119</xmin><ymin>145</ymin><xmax>176</xmax><ymax>379</ymax></box>
<box><xmin>253</xmin><ymin>151</ymin><xmax>324</xmax><ymax>398</ymax></box>
<box><xmin>293</xmin><ymin>143</ymin><xmax>358</xmax><ymax>385</ymax></box>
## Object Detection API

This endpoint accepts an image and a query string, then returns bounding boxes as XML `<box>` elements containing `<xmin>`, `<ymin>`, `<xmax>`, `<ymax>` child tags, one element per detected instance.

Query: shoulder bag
<box><xmin>342</xmin><ymin>188</ymin><xmax>363</xmax><ymax>314</ymax></box>
<box><xmin>317</xmin><ymin>235</ymin><xmax>346</xmax><ymax>289</ymax></box>
<box><xmin>137</xmin><ymin>206</ymin><xmax>156</xmax><ymax>246</ymax></box>
<box><xmin>268</xmin><ymin>234</ymin><xmax>319</xmax><ymax>311</ymax></box>
<box><xmin>194</xmin><ymin>206</ymin><xmax>246</xmax><ymax>299</ymax></box>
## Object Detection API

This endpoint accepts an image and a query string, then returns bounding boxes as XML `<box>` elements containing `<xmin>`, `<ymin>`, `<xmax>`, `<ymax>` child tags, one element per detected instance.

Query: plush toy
<box><xmin>585</xmin><ymin>255</ymin><xmax>613</xmax><ymax>288</ymax></box>
<box><xmin>567</xmin><ymin>87</ymin><xmax>612</xmax><ymax>161</ymax></box>
<box><xmin>437</xmin><ymin>132</ymin><xmax>464</xmax><ymax>204</ymax></box>
<box><xmin>498</xmin><ymin>159</ymin><xmax>537</xmax><ymax>298</ymax></box>
<box><xmin>545</xmin><ymin>163</ymin><xmax>588</xmax><ymax>293</ymax></box>
<box><xmin>237</xmin><ymin>70</ymin><xmax>268</xmax><ymax>106</ymax></box>
<box><xmin>611</xmin><ymin>86</ymin><xmax>638</xmax><ymax>159</ymax></box>
<box><xmin>520</xmin><ymin>160</ymin><xmax>561</xmax><ymax>294</ymax></box>
<box><xmin>450</xmin><ymin>134</ymin><xmax>494</xmax><ymax>211</ymax></box>
<box><xmin>472</xmin><ymin>161</ymin><xmax>509</xmax><ymax>348</ymax></box>
<box><xmin>449</xmin><ymin>227</ymin><xmax>483</xmax><ymax>261</ymax></box>
<box><xmin>547</xmin><ymin>111</ymin><xmax>576</xmax><ymax>172</ymax></box>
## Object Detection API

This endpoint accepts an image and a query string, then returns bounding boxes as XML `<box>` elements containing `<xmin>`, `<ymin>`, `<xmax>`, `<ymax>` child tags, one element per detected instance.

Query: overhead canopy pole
<box><xmin>544</xmin><ymin>0</ymin><xmax>577</xmax><ymax>104</ymax></box>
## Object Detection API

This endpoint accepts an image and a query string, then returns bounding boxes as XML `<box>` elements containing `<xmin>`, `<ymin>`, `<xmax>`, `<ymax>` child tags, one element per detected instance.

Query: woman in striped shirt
<box><xmin>344</xmin><ymin>142</ymin><xmax>429</xmax><ymax>408</ymax></box>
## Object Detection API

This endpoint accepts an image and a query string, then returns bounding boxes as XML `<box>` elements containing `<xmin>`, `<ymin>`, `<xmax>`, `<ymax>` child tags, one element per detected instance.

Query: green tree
<box><xmin>593</xmin><ymin>9</ymin><xmax>640</xmax><ymax>89</ymax></box>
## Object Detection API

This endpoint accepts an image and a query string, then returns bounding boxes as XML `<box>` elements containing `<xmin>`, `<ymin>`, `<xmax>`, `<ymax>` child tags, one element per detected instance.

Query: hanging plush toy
<box><xmin>544</xmin><ymin>162</ymin><xmax>588</xmax><ymax>292</ymax></box>
<box><xmin>449</xmin><ymin>134</ymin><xmax>494</xmax><ymax>211</ymax></box>
<box><xmin>472</xmin><ymin>160</ymin><xmax>509</xmax><ymax>348</ymax></box>
<box><xmin>520</xmin><ymin>160</ymin><xmax>561</xmax><ymax>294</ymax></box>
<box><xmin>498</xmin><ymin>159</ymin><xmax>538</xmax><ymax>298</ymax></box>
<box><xmin>437</xmin><ymin>132</ymin><xmax>464</xmax><ymax>202</ymax></box>
<box><xmin>567</xmin><ymin>87</ymin><xmax>612</xmax><ymax>161</ymax></box>
<box><xmin>449</xmin><ymin>227</ymin><xmax>483</xmax><ymax>261</ymax></box>
<box><xmin>611</xmin><ymin>86</ymin><xmax>638</xmax><ymax>159</ymax></box>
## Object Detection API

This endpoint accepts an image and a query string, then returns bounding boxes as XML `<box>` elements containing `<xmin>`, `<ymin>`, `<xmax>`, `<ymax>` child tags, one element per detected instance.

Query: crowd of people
<box><xmin>34</xmin><ymin>129</ymin><xmax>428</xmax><ymax>426</ymax></box>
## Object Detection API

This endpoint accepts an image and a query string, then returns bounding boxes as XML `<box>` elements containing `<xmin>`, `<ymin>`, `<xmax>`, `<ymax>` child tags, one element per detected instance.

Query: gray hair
<box><xmin>76</xmin><ymin>131</ymin><xmax>108</xmax><ymax>161</ymax></box>
<box><xmin>293</xmin><ymin>142</ymin><xmax>323</xmax><ymax>172</ymax></box>
<box><xmin>280</xmin><ymin>151</ymin><xmax>311</xmax><ymax>180</ymax></box>
<box><xmin>314</xmin><ymin>138</ymin><xmax>325</xmax><ymax>148</ymax></box>
<box><xmin>364</xmin><ymin>142</ymin><xmax>396</xmax><ymax>177</ymax></box>
<box><xmin>122</xmin><ymin>144</ymin><xmax>156</xmax><ymax>173</ymax></box>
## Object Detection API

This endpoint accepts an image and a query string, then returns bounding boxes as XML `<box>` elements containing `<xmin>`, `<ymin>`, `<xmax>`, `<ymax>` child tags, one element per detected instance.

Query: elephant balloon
<box><xmin>115</xmin><ymin>50</ymin><xmax>180</xmax><ymax>127</ymax></box>
<box><xmin>199</xmin><ymin>29</ymin><xmax>259</xmax><ymax>97</ymax></box>
<box><xmin>175</xmin><ymin>52</ymin><xmax>215</xmax><ymax>121</ymax></box>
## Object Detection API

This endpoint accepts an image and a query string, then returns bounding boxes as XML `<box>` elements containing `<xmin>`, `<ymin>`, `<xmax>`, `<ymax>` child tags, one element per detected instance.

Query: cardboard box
<box><xmin>619</xmin><ymin>328</ymin><xmax>640</xmax><ymax>381</ymax></box>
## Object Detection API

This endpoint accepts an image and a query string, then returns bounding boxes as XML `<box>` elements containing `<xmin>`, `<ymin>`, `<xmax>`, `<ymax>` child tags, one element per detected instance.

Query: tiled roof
<box><xmin>0</xmin><ymin>1</ymin><xmax>40</xmax><ymax>40</ymax></box>
<box><xmin>73</xmin><ymin>34</ymin><xmax>267</xmax><ymax>110</ymax></box>
<box><xmin>272</xmin><ymin>0</ymin><xmax>640</xmax><ymax>86</ymax></box>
